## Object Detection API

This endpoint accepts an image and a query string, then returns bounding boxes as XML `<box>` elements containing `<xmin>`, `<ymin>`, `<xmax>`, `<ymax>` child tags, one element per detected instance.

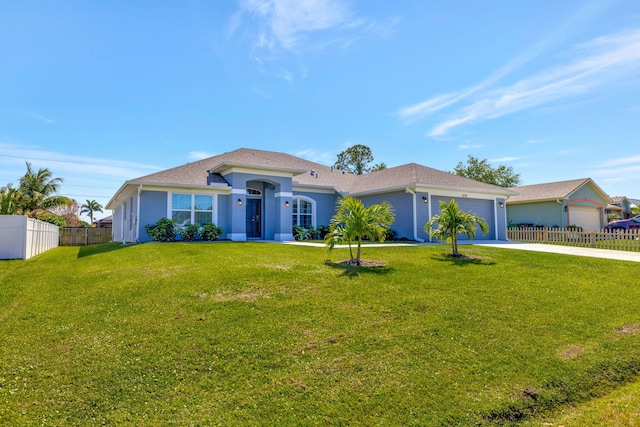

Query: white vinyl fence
<box><xmin>0</xmin><ymin>215</ymin><xmax>60</xmax><ymax>260</ymax></box>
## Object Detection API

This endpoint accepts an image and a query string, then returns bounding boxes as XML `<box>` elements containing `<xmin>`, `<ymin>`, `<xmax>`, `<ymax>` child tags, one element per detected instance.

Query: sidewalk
<box><xmin>284</xmin><ymin>240</ymin><xmax>640</xmax><ymax>263</ymax></box>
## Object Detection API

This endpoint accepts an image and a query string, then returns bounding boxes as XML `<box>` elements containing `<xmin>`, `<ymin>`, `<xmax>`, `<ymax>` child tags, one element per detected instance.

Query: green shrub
<box><xmin>293</xmin><ymin>225</ymin><xmax>328</xmax><ymax>240</ymax></box>
<box><xmin>144</xmin><ymin>218</ymin><xmax>177</xmax><ymax>242</ymax></box>
<box><xmin>607</xmin><ymin>213</ymin><xmax>621</xmax><ymax>222</ymax></box>
<box><xmin>181</xmin><ymin>224</ymin><xmax>200</xmax><ymax>241</ymax></box>
<box><xmin>200</xmin><ymin>223</ymin><xmax>222</xmax><ymax>241</ymax></box>
<box><xmin>35</xmin><ymin>213</ymin><xmax>66</xmax><ymax>227</ymax></box>
<box><xmin>292</xmin><ymin>225</ymin><xmax>307</xmax><ymax>240</ymax></box>
<box><xmin>315</xmin><ymin>225</ymin><xmax>329</xmax><ymax>239</ymax></box>
<box><xmin>385</xmin><ymin>228</ymin><xmax>397</xmax><ymax>241</ymax></box>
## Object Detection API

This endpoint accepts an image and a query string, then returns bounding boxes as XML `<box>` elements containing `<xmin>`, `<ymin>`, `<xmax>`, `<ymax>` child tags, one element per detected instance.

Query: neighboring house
<box><xmin>506</xmin><ymin>178</ymin><xmax>611</xmax><ymax>231</ymax></box>
<box><xmin>606</xmin><ymin>196</ymin><xmax>632</xmax><ymax>220</ymax></box>
<box><xmin>106</xmin><ymin>148</ymin><xmax>516</xmax><ymax>243</ymax></box>
<box><xmin>93</xmin><ymin>215</ymin><xmax>113</xmax><ymax>228</ymax></box>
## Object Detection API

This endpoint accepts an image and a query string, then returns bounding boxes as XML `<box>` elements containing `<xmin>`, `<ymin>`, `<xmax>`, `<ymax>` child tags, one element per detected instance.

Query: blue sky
<box><xmin>2</xmin><ymin>0</ymin><xmax>640</xmax><ymax>221</ymax></box>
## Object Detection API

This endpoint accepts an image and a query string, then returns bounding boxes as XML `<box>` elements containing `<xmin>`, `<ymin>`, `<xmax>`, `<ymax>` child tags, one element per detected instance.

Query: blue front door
<box><xmin>246</xmin><ymin>199</ymin><xmax>262</xmax><ymax>238</ymax></box>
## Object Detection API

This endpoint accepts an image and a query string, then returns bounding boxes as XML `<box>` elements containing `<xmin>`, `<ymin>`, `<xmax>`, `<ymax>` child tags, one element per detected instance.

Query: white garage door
<box><xmin>569</xmin><ymin>206</ymin><xmax>601</xmax><ymax>231</ymax></box>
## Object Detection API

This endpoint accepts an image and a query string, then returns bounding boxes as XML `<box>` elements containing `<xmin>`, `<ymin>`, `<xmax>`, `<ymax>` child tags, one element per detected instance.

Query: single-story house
<box><xmin>106</xmin><ymin>148</ymin><xmax>516</xmax><ymax>243</ymax></box>
<box><xmin>506</xmin><ymin>178</ymin><xmax>611</xmax><ymax>231</ymax></box>
<box><xmin>606</xmin><ymin>196</ymin><xmax>632</xmax><ymax>220</ymax></box>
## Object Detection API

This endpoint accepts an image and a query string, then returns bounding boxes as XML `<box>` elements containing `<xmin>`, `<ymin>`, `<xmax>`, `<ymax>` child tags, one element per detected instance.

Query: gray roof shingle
<box><xmin>507</xmin><ymin>178</ymin><xmax>608</xmax><ymax>204</ymax></box>
<box><xmin>126</xmin><ymin>148</ymin><xmax>514</xmax><ymax>196</ymax></box>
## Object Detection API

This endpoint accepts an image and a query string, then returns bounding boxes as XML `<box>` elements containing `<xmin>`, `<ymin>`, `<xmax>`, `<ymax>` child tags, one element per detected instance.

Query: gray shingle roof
<box><xmin>346</xmin><ymin>163</ymin><xmax>515</xmax><ymax>195</ymax></box>
<box><xmin>610</xmin><ymin>196</ymin><xmax>627</xmax><ymax>205</ymax></box>
<box><xmin>126</xmin><ymin>148</ymin><xmax>514</xmax><ymax>196</ymax></box>
<box><xmin>507</xmin><ymin>178</ymin><xmax>608</xmax><ymax>204</ymax></box>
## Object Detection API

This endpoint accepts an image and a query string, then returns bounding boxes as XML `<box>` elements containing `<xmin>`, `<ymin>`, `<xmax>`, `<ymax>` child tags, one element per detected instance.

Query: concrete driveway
<box><xmin>472</xmin><ymin>241</ymin><xmax>640</xmax><ymax>263</ymax></box>
<box><xmin>286</xmin><ymin>240</ymin><xmax>640</xmax><ymax>263</ymax></box>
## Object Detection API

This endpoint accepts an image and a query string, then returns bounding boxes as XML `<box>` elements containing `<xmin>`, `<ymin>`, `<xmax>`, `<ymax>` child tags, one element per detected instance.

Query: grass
<box><xmin>524</xmin><ymin>379</ymin><xmax>640</xmax><ymax>426</ymax></box>
<box><xmin>0</xmin><ymin>242</ymin><xmax>639</xmax><ymax>425</ymax></box>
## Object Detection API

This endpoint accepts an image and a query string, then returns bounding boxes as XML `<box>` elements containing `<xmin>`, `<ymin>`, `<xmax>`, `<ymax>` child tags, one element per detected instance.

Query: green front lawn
<box><xmin>1</xmin><ymin>242</ymin><xmax>638</xmax><ymax>425</ymax></box>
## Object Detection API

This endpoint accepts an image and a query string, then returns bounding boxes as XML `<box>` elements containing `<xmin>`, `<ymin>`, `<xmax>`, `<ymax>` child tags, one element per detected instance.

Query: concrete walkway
<box><xmin>284</xmin><ymin>240</ymin><xmax>640</xmax><ymax>263</ymax></box>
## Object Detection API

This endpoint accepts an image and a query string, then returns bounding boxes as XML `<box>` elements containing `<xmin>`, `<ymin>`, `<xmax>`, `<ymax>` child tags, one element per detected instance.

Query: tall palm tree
<box><xmin>81</xmin><ymin>199</ymin><xmax>104</xmax><ymax>225</ymax></box>
<box><xmin>18</xmin><ymin>162</ymin><xmax>73</xmax><ymax>216</ymax></box>
<box><xmin>0</xmin><ymin>184</ymin><xmax>22</xmax><ymax>215</ymax></box>
<box><xmin>325</xmin><ymin>195</ymin><xmax>395</xmax><ymax>265</ymax></box>
<box><xmin>424</xmin><ymin>199</ymin><xmax>489</xmax><ymax>257</ymax></box>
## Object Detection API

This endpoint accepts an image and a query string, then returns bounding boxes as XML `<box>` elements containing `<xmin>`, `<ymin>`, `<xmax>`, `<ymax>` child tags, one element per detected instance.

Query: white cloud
<box><xmin>397</xmin><ymin>30</ymin><xmax>555</xmax><ymax>126</ymax></box>
<box><xmin>0</xmin><ymin>142</ymin><xmax>167</xmax><ymax>213</ymax></box>
<box><xmin>26</xmin><ymin>111</ymin><xmax>56</xmax><ymax>124</ymax></box>
<box><xmin>233</xmin><ymin>0</ymin><xmax>359</xmax><ymax>53</ymax></box>
<box><xmin>188</xmin><ymin>151</ymin><xmax>216</xmax><ymax>161</ymax></box>
<box><xmin>594</xmin><ymin>164</ymin><xmax>640</xmax><ymax>175</ymax></box>
<box><xmin>397</xmin><ymin>92</ymin><xmax>463</xmax><ymax>124</ymax></box>
<box><xmin>0</xmin><ymin>142</ymin><xmax>161</xmax><ymax>181</ymax></box>
<box><xmin>398</xmin><ymin>27</ymin><xmax>640</xmax><ymax>138</ymax></box>
<box><xmin>294</xmin><ymin>148</ymin><xmax>334</xmax><ymax>165</ymax></box>
<box><xmin>364</xmin><ymin>16</ymin><xmax>401</xmax><ymax>38</ymax></box>
<box><xmin>601</xmin><ymin>155</ymin><xmax>640</xmax><ymax>167</ymax></box>
<box><xmin>489</xmin><ymin>156</ymin><xmax>524</xmax><ymax>163</ymax></box>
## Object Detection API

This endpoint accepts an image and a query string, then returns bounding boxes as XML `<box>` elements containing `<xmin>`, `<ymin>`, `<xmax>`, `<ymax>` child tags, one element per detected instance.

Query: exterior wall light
<box><xmin>499</xmin><ymin>202</ymin><xmax>504</xmax><ymax>208</ymax></box>
<box><xmin>237</xmin><ymin>199</ymin><xmax>243</xmax><ymax>206</ymax></box>
<box><xmin>422</xmin><ymin>196</ymin><xmax>428</xmax><ymax>204</ymax></box>
<box><xmin>285</xmin><ymin>201</ymin><xmax>290</xmax><ymax>207</ymax></box>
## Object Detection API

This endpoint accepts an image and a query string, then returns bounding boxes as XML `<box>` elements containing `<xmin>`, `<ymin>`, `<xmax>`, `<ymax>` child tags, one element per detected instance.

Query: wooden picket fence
<box><xmin>507</xmin><ymin>227</ymin><xmax>640</xmax><ymax>252</ymax></box>
<box><xmin>59</xmin><ymin>227</ymin><xmax>112</xmax><ymax>246</ymax></box>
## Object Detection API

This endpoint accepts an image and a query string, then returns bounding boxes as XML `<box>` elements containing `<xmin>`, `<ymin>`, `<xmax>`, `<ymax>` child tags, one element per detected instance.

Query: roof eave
<box><xmin>105</xmin><ymin>180</ymin><xmax>231</xmax><ymax>210</ymax></box>
<box><xmin>293</xmin><ymin>183</ymin><xmax>337</xmax><ymax>192</ymax></box>
<box><xmin>350</xmin><ymin>182</ymin><xmax>517</xmax><ymax>198</ymax></box>
<box><xmin>506</xmin><ymin>197</ymin><xmax>566</xmax><ymax>205</ymax></box>
<box><xmin>209</xmin><ymin>161</ymin><xmax>308</xmax><ymax>176</ymax></box>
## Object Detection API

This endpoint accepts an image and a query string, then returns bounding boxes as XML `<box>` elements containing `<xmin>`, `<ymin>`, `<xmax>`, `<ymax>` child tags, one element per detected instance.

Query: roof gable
<box><xmin>508</xmin><ymin>178</ymin><xmax>610</xmax><ymax>204</ymax></box>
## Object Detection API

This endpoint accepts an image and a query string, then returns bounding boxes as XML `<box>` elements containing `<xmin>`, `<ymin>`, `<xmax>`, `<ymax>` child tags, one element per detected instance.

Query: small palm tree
<box><xmin>424</xmin><ymin>199</ymin><xmax>489</xmax><ymax>257</ymax></box>
<box><xmin>18</xmin><ymin>162</ymin><xmax>73</xmax><ymax>216</ymax></box>
<box><xmin>81</xmin><ymin>199</ymin><xmax>104</xmax><ymax>225</ymax></box>
<box><xmin>325</xmin><ymin>195</ymin><xmax>395</xmax><ymax>265</ymax></box>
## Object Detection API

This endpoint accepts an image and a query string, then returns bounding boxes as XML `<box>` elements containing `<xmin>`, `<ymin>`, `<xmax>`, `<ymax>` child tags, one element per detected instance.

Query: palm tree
<box><xmin>325</xmin><ymin>195</ymin><xmax>395</xmax><ymax>265</ymax></box>
<box><xmin>0</xmin><ymin>184</ymin><xmax>22</xmax><ymax>215</ymax></box>
<box><xmin>424</xmin><ymin>199</ymin><xmax>489</xmax><ymax>257</ymax></box>
<box><xmin>18</xmin><ymin>162</ymin><xmax>73</xmax><ymax>216</ymax></box>
<box><xmin>80</xmin><ymin>199</ymin><xmax>104</xmax><ymax>225</ymax></box>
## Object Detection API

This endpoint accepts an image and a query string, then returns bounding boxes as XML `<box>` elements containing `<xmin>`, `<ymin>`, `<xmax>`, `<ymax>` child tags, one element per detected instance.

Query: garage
<box><xmin>568</xmin><ymin>205</ymin><xmax>602</xmax><ymax>231</ymax></box>
<box><xmin>432</xmin><ymin>196</ymin><xmax>495</xmax><ymax>240</ymax></box>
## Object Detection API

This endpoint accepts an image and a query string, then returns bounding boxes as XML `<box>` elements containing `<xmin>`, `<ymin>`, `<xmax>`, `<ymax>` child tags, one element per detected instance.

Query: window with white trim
<box><xmin>292</xmin><ymin>198</ymin><xmax>313</xmax><ymax>228</ymax></box>
<box><xmin>171</xmin><ymin>194</ymin><xmax>214</xmax><ymax>226</ymax></box>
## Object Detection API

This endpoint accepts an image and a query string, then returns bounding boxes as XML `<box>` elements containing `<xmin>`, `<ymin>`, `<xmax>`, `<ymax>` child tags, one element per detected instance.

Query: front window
<box><xmin>172</xmin><ymin>194</ymin><xmax>213</xmax><ymax>226</ymax></box>
<box><xmin>292</xmin><ymin>198</ymin><xmax>313</xmax><ymax>228</ymax></box>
